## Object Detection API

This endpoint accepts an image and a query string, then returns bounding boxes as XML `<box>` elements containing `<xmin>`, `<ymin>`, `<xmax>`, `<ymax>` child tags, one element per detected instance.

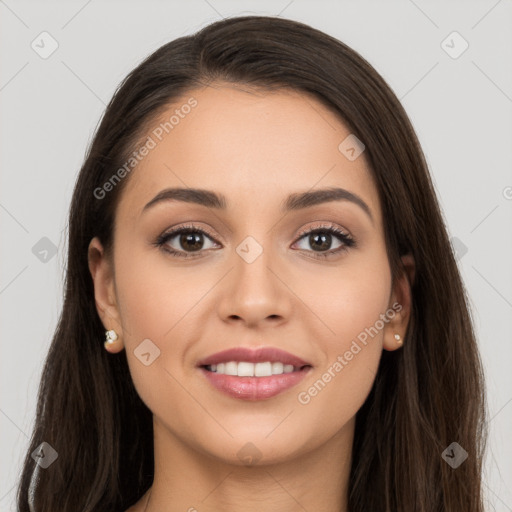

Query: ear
<box><xmin>88</xmin><ymin>236</ymin><xmax>124</xmax><ymax>353</ymax></box>
<box><xmin>383</xmin><ymin>253</ymin><xmax>415</xmax><ymax>351</ymax></box>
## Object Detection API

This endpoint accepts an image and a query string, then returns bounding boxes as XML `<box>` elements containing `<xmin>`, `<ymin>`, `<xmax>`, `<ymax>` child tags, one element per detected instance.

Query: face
<box><xmin>89</xmin><ymin>83</ymin><xmax>412</xmax><ymax>466</ymax></box>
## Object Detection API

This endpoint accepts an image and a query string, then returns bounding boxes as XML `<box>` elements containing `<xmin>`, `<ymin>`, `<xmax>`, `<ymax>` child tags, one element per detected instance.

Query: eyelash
<box><xmin>153</xmin><ymin>222</ymin><xmax>356</xmax><ymax>260</ymax></box>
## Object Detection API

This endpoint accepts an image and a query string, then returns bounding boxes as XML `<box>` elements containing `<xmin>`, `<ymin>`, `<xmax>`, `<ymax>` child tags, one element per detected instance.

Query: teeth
<box><xmin>225</xmin><ymin>361</ymin><xmax>238</xmax><ymax>375</ymax></box>
<box><xmin>238</xmin><ymin>361</ymin><xmax>255</xmax><ymax>377</ymax></box>
<box><xmin>271</xmin><ymin>362</ymin><xmax>283</xmax><ymax>375</ymax></box>
<box><xmin>206</xmin><ymin>361</ymin><xmax>302</xmax><ymax>376</ymax></box>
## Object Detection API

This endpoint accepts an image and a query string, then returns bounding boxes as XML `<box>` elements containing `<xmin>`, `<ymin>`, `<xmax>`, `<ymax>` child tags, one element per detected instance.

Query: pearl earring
<box><xmin>105</xmin><ymin>329</ymin><xmax>118</xmax><ymax>345</ymax></box>
<box><xmin>394</xmin><ymin>333</ymin><xmax>402</xmax><ymax>345</ymax></box>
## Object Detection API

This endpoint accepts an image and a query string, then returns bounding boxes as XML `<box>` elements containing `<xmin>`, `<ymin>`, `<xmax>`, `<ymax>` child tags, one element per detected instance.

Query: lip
<box><xmin>196</xmin><ymin>346</ymin><xmax>312</xmax><ymax>367</ymax></box>
<box><xmin>196</xmin><ymin>346</ymin><xmax>313</xmax><ymax>401</ymax></box>
<box><xmin>199</xmin><ymin>366</ymin><xmax>312</xmax><ymax>400</ymax></box>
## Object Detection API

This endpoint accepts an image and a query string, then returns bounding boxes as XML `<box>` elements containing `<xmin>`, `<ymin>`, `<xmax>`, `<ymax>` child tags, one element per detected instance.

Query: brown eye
<box><xmin>293</xmin><ymin>225</ymin><xmax>355</xmax><ymax>259</ymax></box>
<box><xmin>155</xmin><ymin>225</ymin><xmax>220</xmax><ymax>258</ymax></box>
<box><xmin>307</xmin><ymin>232</ymin><xmax>334</xmax><ymax>251</ymax></box>
<box><xmin>178</xmin><ymin>232</ymin><xmax>205</xmax><ymax>252</ymax></box>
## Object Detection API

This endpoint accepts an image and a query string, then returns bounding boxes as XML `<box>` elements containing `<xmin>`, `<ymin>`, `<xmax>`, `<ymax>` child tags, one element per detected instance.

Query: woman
<box><xmin>16</xmin><ymin>15</ymin><xmax>487</xmax><ymax>512</ymax></box>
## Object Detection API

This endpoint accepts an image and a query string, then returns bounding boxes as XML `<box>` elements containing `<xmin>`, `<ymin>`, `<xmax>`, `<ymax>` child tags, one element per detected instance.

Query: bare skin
<box><xmin>88</xmin><ymin>82</ymin><xmax>414</xmax><ymax>512</ymax></box>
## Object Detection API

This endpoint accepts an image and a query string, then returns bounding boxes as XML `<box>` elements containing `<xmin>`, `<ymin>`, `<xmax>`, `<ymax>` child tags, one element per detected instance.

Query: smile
<box><xmin>204</xmin><ymin>361</ymin><xmax>309</xmax><ymax>376</ymax></box>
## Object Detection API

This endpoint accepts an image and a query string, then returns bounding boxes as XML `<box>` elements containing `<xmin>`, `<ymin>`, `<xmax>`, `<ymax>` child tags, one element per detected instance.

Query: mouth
<box><xmin>201</xmin><ymin>361</ymin><xmax>312</xmax><ymax>376</ymax></box>
<box><xmin>196</xmin><ymin>346</ymin><xmax>313</xmax><ymax>400</ymax></box>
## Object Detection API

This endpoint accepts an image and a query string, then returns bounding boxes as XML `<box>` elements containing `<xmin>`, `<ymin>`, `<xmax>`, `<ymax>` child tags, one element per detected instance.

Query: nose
<box><xmin>216</xmin><ymin>242</ymin><xmax>292</xmax><ymax>329</ymax></box>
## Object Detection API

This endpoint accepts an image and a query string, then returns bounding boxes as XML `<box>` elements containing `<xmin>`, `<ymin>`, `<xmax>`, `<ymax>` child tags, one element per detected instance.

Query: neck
<box><xmin>136</xmin><ymin>416</ymin><xmax>354</xmax><ymax>512</ymax></box>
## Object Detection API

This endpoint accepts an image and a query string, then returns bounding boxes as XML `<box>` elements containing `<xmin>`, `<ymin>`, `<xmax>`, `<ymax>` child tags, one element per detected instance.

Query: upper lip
<box><xmin>197</xmin><ymin>347</ymin><xmax>312</xmax><ymax>368</ymax></box>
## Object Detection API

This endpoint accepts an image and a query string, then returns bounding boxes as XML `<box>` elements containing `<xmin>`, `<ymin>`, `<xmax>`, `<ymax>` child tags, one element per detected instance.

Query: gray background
<box><xmin>1</xmin><ymin>0</ymin><xmax>511</xmax><ymax>510</ymax></box>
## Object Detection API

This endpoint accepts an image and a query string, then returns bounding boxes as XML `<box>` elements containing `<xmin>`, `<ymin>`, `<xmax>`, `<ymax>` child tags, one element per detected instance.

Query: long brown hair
<box><xmin>16</xmin><ymin>15</ymin><xmax>487</xmax><ymax>511</ymax></box>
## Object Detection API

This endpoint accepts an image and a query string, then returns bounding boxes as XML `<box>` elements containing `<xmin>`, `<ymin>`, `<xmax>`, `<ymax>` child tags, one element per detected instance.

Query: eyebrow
<box><xmin>142</xmin><ymin>186</ymin><xmax>373</xmax><ymax>223</ymax></box>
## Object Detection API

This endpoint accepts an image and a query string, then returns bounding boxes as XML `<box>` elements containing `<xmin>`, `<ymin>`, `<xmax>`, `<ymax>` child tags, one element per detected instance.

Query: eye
<box><xmin>154</xmin><ymin>224</ymin><xmax>220</xmax><ymax>258</ymax></box>
<box><xmin>153</xmin><ymin>222</ymin><xmax>356</xmax><ymax>260</ymax></box>
<box><xmin>292</xmin><ymin>223</ymin><xmax>355</xmax><ymax>259</ymax></box>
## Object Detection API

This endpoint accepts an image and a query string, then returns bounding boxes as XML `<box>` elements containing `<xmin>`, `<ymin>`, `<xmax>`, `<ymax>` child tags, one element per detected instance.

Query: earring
<box><xmin>394</xmin><ymin>333</ymin><xmax>402</xmax><ymax>345</ymax></box>
<box><xmin>105</xmin><ymin>329</ymin><xmax>118</xmax><ymax>346</ymax></box>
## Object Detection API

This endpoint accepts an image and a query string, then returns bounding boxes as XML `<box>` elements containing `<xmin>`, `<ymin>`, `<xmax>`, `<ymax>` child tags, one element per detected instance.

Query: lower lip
<box><xmin>199</xmin><ymin>366</ymin><xmax>312</xmax><ymax>400</ymax></box>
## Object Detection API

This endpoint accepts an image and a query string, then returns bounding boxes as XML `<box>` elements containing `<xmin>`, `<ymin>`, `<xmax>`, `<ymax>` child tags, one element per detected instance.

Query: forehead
<box><xmin>117</xmin><ymin>83</ymin><xmax>380</xmax><ymax>224</ymax></box>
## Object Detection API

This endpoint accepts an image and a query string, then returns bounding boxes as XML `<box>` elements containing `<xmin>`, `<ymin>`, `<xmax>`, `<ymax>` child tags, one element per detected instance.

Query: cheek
<box><xmin>113</xmin><ymin>241</ymin><xmax>196</xmax><ymax>338</ymax></box>
<box><xmin>292</xmin><ymin>251</ymin><xmax>391</xmax><ymax>427</ymax></box>
<box><xmin>293</xmin><ymin>247</ymin><xmax>392</xmax><ymax>347</ymax></box>
<box><xmin>111</xmin><ymin>241</ymin><xmax>181</xmax><ymax>385</ymax></box>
